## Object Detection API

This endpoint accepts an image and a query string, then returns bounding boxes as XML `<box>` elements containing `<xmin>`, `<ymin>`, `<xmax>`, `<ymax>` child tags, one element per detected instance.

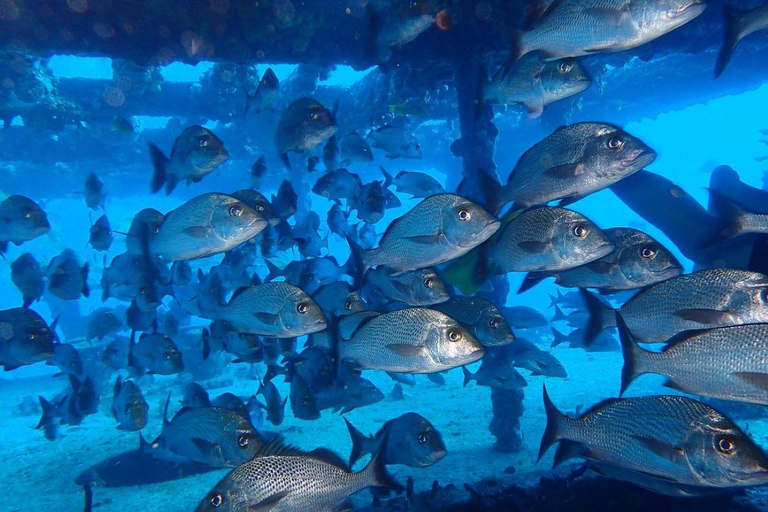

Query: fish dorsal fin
<box><xmin>308</xmin><ymin>448</ymin><xmax>350</xmax><ymax>470</ymax></box>
<box><xmin>253</xmin><ymin>438</ymin><xmax>310</xmax><ymax>459</ymax></box>
<box><xmin>229</xmin><ymin>286</ymin><xmax>251</xmax><ymax>302</ymax></box>
<box><xmin>574</xmin><ymin>396</ymin><xmax>623</xmax><ymax>419</ymax></box>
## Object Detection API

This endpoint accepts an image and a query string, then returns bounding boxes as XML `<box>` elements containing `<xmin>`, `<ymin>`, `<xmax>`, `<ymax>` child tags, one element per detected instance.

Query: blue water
<box><xmin>5</xmin><ymin>7</ymin><xmax>768</xmax><ymax>512</ymax></box>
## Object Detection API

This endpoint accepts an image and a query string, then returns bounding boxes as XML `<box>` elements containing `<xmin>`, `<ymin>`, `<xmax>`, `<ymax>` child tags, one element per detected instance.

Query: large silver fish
<box><xmin>340</xmin><ymin>308</ymin><xmax>484</xmax><ymax>373</ymax></box>
<box><xmin>274</xmin><ymin>98</ymin><xmax>337</xmax><ymax>168</ymax></box>
<box><xmin>150</xmin><ymin>193</ymin><xmax>267</xmax><ymax>262</ymax></box>
<box><xmin>497</xmin><ymin>123</ymin><xmax>656</xmax><ymax>212</ymax></box>
<box><xmin>539</xmin><ymin>387</ymin><xmax>768</xmax><ymax>489</ymax></box>
<box><xmin>352</xmin><ymin>194</ymin><xmax>499</xmax><ymax>274</ymax></box>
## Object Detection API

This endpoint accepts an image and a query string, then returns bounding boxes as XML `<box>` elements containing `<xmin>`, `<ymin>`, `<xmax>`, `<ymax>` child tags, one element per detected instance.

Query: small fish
<box><xmin>83</xmin><ymin>172</ymin><xmax>107</xmax><ymax>210</ymax></box>
<box><xmin>10</xmin><ymin>253</ymin><xmax>45</xmax><ymax>308</ymax></box>
<box><xmin>340</xmin><ymin>132</ymin><xmax>374</xmax><ymax>165</ymax></box>
<box><xmin>361</xmin><ymin>267</ymin><xmax>450</xmax><ymax>308</ymax></box>
<box><xmin>46</xmin><ymin>249</ymin><xmax>89</xmax><ymax>300</ymax></box>
<box><xmin>501</xmin><ymin>306</ymin><xmax>548</xmax><ymax>329</ymax></box>
<box><xmin>352</xmin><ymin>180</ymin><xmax>391</xmax><ymax>224</ymax></box>
<box><xmin>496</xmin><ymin>123</ymin><xmax>656</xmax><ymax>213</ymax></box>
<box><xmin>313</xmin><ymin>376</ymin><xmax>385</xmax><ymax>414</ymax></box>
<box><xmin>482</xmin><ymin>52</ymin><xmax>590</xmax><ymax>117</ymax></box>
<box><xmin>0</xmin><ymin>195</ymin><xmax>50</xmax><ymax>253</ymax></box>
<box><xmin>539</xmin><ymin>387</ymin><xmax>768</xmax><ymax>490</ymax></box>
<box><xmin>250</xmin><ymin>156</ymin><xmax>268</xmax><ymax>190</ymax></box>
<box><xmin>86</xmin><ymin>307</ymin><xmax>124</xmax><ymax>341</ymax></box>
<box><xmin>716</xmin><ymin>2</ymin><xmax>768</xmax><ymax>77</ymax></box>
<box><xmin>433</xmin><ymin>296</ymin><xmax>516</xmax><ymax>347</ymax></box>
<box><xmin>312</xmin><ymin>282</ymin><xmax>364</xmax><ymax>318</ymax></box>
<box><xmin>323</xmin><ymin>134</ymin><xmax>340</xmax><ymax>172</ymax></box>
<box><xmin>312</xmin><ymin>168</ymin><xmax>363</xmax><ymax>204</ymax></box>
<box><xmin>289</xmin><ymin>373</ymin><xmax>320</xmax><ymax>420</ymax></box>
<box><xmin>519</xmin><ymin>227</ymin><xmax>682</xmax><ymax>293</ymax></box>
<box><xmin>193</xmin><ymin>438</ymin><xmax>398</xmax><ymax>512</ymax></box>
<box><xmin>327</xmin><ymin>203</ymin><xmax>355</xmax><ymax>239</ymax></box>
<box><xmin>340</xmin><ymin>308</ymin><xmax>484</xmax><ymax>373</ymax></box>
<box><xmin>125</xmin><ymin>207</ymin><xmax>164</xmax><ymax>255</ymax></box>
<box><xmin>111</xmin><ymin>376</ymin><xmax>149</xmax><ymax>431</ymax></box>
<box><xmin>274</xmin><ymin>98</ymin><xmax>337</xmax><ymax>168</ymax></box>
<box><xmin>46</xmin><ymin>342</ymin><xmax>83</xmax><ymax>377</ymax></box>
<box><xmin>88</xmin><ymin>214</ymin><xmax>113</xmax><ymax>252</ymax></box>
<box><xmin>129</xmin><ymin>332</ymin><xmax>184</xmax><ymax>375</ymax></box>
<box><xmin>271</xmin><ymin>180</ymin><xmax>298</xmax><ymax>221</ymax></box>
<box><xmin>368</xmin><ymin>124</ymin><xmax>422</xmax><ymax>159</ymax></box>
<box><xmin>150</xmin><ymin>193</ymin><xmax>267</xmax><ymax>261</ymax></box>
<box><xmin>182</xmin><ymin>382</ymin><xmax>211</xmax><ymax>408</ymax></box>
<box><xmin>215</xmin><ymin>282</ymin><xmax>327</xmax><ymax>338</ymax></box>
<box><xmin>36</xmin><ymin>395</ymin><xmax>61</xmax><ymax>441</ymax></box>
<box><xmin>462</xmin><ymin>360</ymin><xmax>528</xmax><ymax>390</ymax></box>
<box><xmin>245</xmin><ymin>67</ymin><xmax>279</xmax><ymax>114</ymax></box>
<box><xmin>266</xmin><ymin>256</ymin><xmax>350</xmax><ymax>296</ymax></box>
<box><xmin>512</xmin><ymin>347</ymin><xmax>567</xmax><ymax>378</ymax></box>
<box><xmin>381</xmin><ymin>168</ymin><xmax>444</xmax><ymax>199</ymax></box>
<box><xmin>256</xmin><ymin>379</ymin><xmax>287</xmax><ymax>426</ymax></box>
<box><xmin>350</xmin><ymin>194</ymin><xmax>499</xmax><ymax>275</ymax></box>
<box><xmin>375</xmin><ymin>0</ymin><xmax>436</xmax><ymax>61</ymax></box>
<box><xmin>345</xmin><ymin>412</ymin><xmax>447</xmax><ymax>467</ymax></box>
<box><xmin>155</xmin><ymin>397</ymin><xmax>262</xmax><ymax>468</ymax></box>
<box><xmin>514</xmin><ymin>0</ymin><xmax>705</xmax><ymax>60</ymax></box>
<box><xmin>231</xmin><ymin>189</ymin><xmax>281</xmax><ymax>228</ymax></box>
<box><xmin>102</xmin><ymin>337</ymin><xmax>130</xmax><ymax>370</ymax></box>
<box><xmin>149</xmin><ymin>125</ymin><xmax>229</xmax><ymax>195</ymax></box>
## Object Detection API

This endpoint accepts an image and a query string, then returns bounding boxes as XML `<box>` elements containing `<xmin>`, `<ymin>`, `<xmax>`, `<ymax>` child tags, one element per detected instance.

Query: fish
<box><xmin>62</xmin><ymin>374</ymin><xmax>100</xmax><ymax>425</ymax></box>
<box><xmin>374</xmin><ymin>0</ymin><xmax>436</xmax><ymax>61</ymax></box>
<box><xmin>496</xmin><ymin>123</ymin><xmax>656</xmax><ymax>212</ymax></box>
<box><xmin>539</xmin><ymin>387</ymin><xmax>768</xmax><ymax>489</ymax></box>
<box><xmin>312</xmin><ymin>168</ymin><xmax>363</xmax><ymax>205</ymax></box>
<box><xmin>486</xmin><ymin>207</ymin><xmax>614</xmax><ymax>275</ymax></box>
<box><xmin>313</xmin><ymin>376</ymin><xmax>385</xmax><ymax>414</ymax></box>
<box><xmin>367</xmin><ymin>124</ymin><xmax>422</xmax><ymax>159</ymax></box>
<box><xmin>618</xmin><ymin>316</ymin><xmax>768</xmax><ymax>406</ymax></box>
<box><xmin>361</xmin><ymin>267</ymin><xmax>450</xmax><ymax>308</ymax></box>
<box><xmin>193</xmin><ymin>438</ymin><xmax>398</xmax><ymax>512</ymax></box>
<box><xmin>230</xmin><ymin>189</ymin><xmax>281</xmax><ymax>227</ymax></box>
<box><xmin>182</xmin><ymin>382</ymin><xmax>212</xmax><ymax>408</ymax></box>
<box><xmin>125</xmin><ymin>207</ymin><xmax>165</xmax><ymax>255</ymax></box>
<box><xmin>250</xmin><ymin>156</ymin><xmax>268</xmax><ymax>190</ymax></box>
<box><xmin>381</xmin><ymin>168</ymin><xmax>444</xmax><ymax>199</ymax></box>
<box><xmin>154</xmin><ymin>397</ymin><xmax>262</xmax><ymax>467</ymax></box>
<box><xmin>327</xmin><ymin>203</ymin><xmax>355</xmax><ymax>239</ymax></box>
<box><xmin>512</xmin><ymin>346</ymin><xmax>567</xmax><ymax>378</ymax></box>
<box><xmin>129</xmin><ymin>332</ymin><xmax>184</xmax><ymax>375</ymax></box>
<box><xmin>245</xmin><ymin>67</ymin><xmax>279</xmax><ymax>113</ymax></box>
<box><xmin>46</xmin><ymin>249</ymin><xmax>89</xmax><ymax>300</ymax></box>
<box><xmin>10</xmin><ymin>252</ymin><xmax>45</xmax><ymax>308</ymax></box>
<box><xmin>340</xmin><ymin>132</ymin><xmax>374</xmax><ymax>165</ymax></box>
<box><xmin>149</xmin><ymin>125</ymin><xmax>229</xmax><ymax>194</ymax></box>
<box><xmin>432</xmin><ymin>296</ymin><xmax>516</xmax><ymax>347</ymax></box>
<box><xmin>340</xmin><ymin>308</ymin><xmax>484</xmax><ymax>373</ymax></box>
<box><xmin>149</xmin><ymin>193</ymin><xmax>267</xmax><ymax>261</ymax></box>
<box><xmin>47</xmin><ymin>342</ymin><xmax>83</xmax><ymax>377</ymax></box>
<box><xmin>293</xmin><ymin>211</ymin><xmax>328</xmax><ymax>258</ymax></box>
<box><xmin>271</xmin><ymin>180</ymin><xmax>298</xmax><ymax>220</ymax></box>
<box><xmin>345</xmin><ymin>412</ymin><xmax>447</xmax><ymax>467</ymax></box>
<box><xmin>715</xmin><ymin>2</ymin><xmax>768</xmax><ymax>77</ymax></box>
<box><xmin>581</xmin><ymin>268</ymin><xmax>768</xmax><ymax>344</ymax></box>
<box><xmin>462</xmin><ymin>359</ymin><xmax>528</xmax><ymax>390</ymax></box>
<box><xmin>501</xmin><ymin>306</ymin><xmax>548</xmax><ymax>329</ymax></box>
<box><xmin>102</xmin><ymin>337</ymin><xmax>130</xmax><ymax>370</ymax></box>
<box><xmin>351</xmin><ymin>180</ymin><xmax>391</xmax><ymax>224</ymax></box>
<box><xmin>88</xmin><ymin>214</ymin><xmax>113</xmax><ymax>252</ymax></box>
<box><xmin>482</xmin><ymin>52</ymin><xmax>591</xmax><ymax>117</ymax></box>
<box><xmin>0</xmin><ymin>195</ymin><xmax>50</xmax><ymax>253</ymax></box>
<box><xmin>518</xmin><ymin>227</ymin><xmax>683</xmax><ymax>293</ymax></box>
<box><xmin>86</xmin><ymin>307</ymin><xmax>123</xmax><ymax>341</ymax></box>
<box><xmin>323</xmin><ymin>134</ymin><xmax>340</xmax><ymax>172</ymax></box>
<box><xmin>274</xmin><ymin>98</ymin><xmax>338</xmax><ymax>168</ymax></box>
<box><xmin>266</xmin><ymin>256</ymin><xmax>351</xmax><ymax>295</ymax></box>
<box><xmin>706</xmin><ymin>188</ymin><xmax>768</xmax><ymax>244</ymax></box>
<box><xmin>514</xmin><ymin>0</ymin><xmax>706</xmax><ymax>60</ymax></box>
<box><xmin>550</xmin><ymin>325</ymin><xmax>619</xmax><ymax>352</ymax></box>
<box><xmin>215</xmin><ymin>282</ymin><xmax>327</xmax><ymax>337</ymax></box>
<box><xmin>36</xmin><ymin>395</ymin><xmax>61</xmax><ymax>441</ymax></box>
<box><xmin>111</xmin><ymin>376</ymin><xmax>149</xmax><ymax>431</ymax></box>
<box><xmin>83</xmin><ymin>172</ymin><xmax>107</xmax><ymax>210</ymax></box>
<box><xmin>255</xmin><ymin>379</ymin><xmax>287</xmax><ymax>426</ymax></box>
<box><xmin>312</xmin><ymin>282</ymin><xmax>364</xmax><ymax>318</ymax></box>
<box><xmin>350</xmin><ymin>194</ymin><xmax>499</xmax><ymax>275</ymax></box>
<box><xmin>289</xmin><ymin>373</ymin><xmax>320</xmax><ymax>420</ymax></box>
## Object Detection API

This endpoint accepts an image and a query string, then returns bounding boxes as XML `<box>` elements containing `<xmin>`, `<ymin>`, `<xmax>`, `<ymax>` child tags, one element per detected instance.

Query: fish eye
<box><xmin>310</xmin><ymin>112</ymin><xmax>319</xmax><ymax>121</ymax></box>
<box><xmin>573</xmin><ymin>225</ymin><xmax>588</xmax><ymax>238</ymax></box>
<box><xmin>640</xmin><ymin>247</ymin><xmax>657</xmax><ymax>259</ymax></box>
<box><xmin>489</xmin><ymin>318</ymin><xmax>500</xmax><ymax>329</ymax></box>
<box><xmin>457</xmin><ymin>208</ymin><xmax>471</xmax><ymax>221</ymax></box>
<box><xmin>447</xmin><ymin>328</ymin><xmax>462</xmax><ymax>342</ymax></box>
<box><xmin>607</xmin><ymin>137</ymin><xmax>624</xmax><ymax>150</ymax></box>
<box><xmin>415</xmin><ymin>143</ymin><xmax>421</xmax><ymax>150</ymax></box>
<box><xmin>344</xmin><ymin>300</ymin><xmax>353</xmax><ymax>311</ymax></box>
<box><xmin>717</xmin><ymin>436</ymin><xmax>736</xmax><ymax>455</ymax></box>
<box><xmin>237</xmin><ymin>435</ymin><xmax>249</xmax><ymax>448</ymax></box>
<box><xmin>163</xmin><ymin>353</ymin><xmax>171</xmax><ymax>360</ymax></box>
<box><xmin>198</xmin><ymin>136</ymin><xmax>209</xmax><ymax>148</ymax></box>
<box><xmin>297</xmin><ymin>302</ymin><xmax>309</xmax><ymax>314</ymax></box>
<box><xmin>229</xmin><ymin>205</ymin><xmax>243</xmax><ymax>217</ymax></box>
<box><xmin>417</xmin><ymin>433</ymin><xmax>427</xmax><ymax>444</ymax></box>
<box><xmin>124</xmin><ymin>405</ymin><xmax>131</xmax><ymax>414</ymax></box>
<box><xmin>210</xmin><ymin>494</ymin><xmax>223</xmax><ymax>508</ymax></box>
<box><xmin>558</xmin><ymin>62</ymin><xmax>573</xmax><ymax>73</ymax></box>
<box><xmin>423</xmin><ymin>277</ymin><xmax>433</xmax><ymax>289</ymax></box>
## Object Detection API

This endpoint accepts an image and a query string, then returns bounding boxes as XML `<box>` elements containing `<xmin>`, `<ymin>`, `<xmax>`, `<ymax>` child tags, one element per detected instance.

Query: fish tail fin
<box><xmin>380</xmin><ymin>166</ymin><xmax>394</xmax><ymax>190</ymax></box>
<box><xmin>344</xmin><ymin>235</ymin><xmax>370</xmax><ymax>288</ymax></box>
<box><xmin>551</xmin><ymin>305</ymin><xmax>567</xmax><ymax>323</ymax></box>
<box><xmin>201</xmin><ymin>328</ymin><xmax>211</xmax><ymax>361</ymax></box>
<box><xmin>36</xmin><ymin>396</ymin><xmax>57</xmax><ymax>429</ymax></box>
<box><xmin>344</xmin><ymin>417</ymin><xmax>373</xmax><ymax>467</ymax></box>
<box><xmin>162</xmin><ymin>391</ymin><xmax>172</xmax><ymax>427</ymax></box>
<box><xmin>22</xmin><ymin>297</ymin><xmax>33</xmax><ymax>308</ymax></box>
<box><xmin>279</xmin><ymin>153</ymin><xmax>292</xmax><ymax>170</ymax></box>
<box><xmin>517</xmin><ymin>271</ymin><xmax>551</xmax><ymax>294</ymax></box>
<box><xmin>706</xmin><ymin>188</ymin><xmax>747</xmax><ymax>244</ymax></box>
<box><xmin>715</xmin><ymin>4</ymin><xmax>744</xmax><ymax>78</ymax></box>
<box><xmin>617</xmin><ymin>312</ymin><xmax>646</xmax><ymax>397</ymax></box>
<box><xmin>538</xmin><ymin>384</ymin><xmax>566</xmax><ymax>462</ymax></box>
<box><xmin>0</xmin><ymin>241</ymin><xmax>7</xmax><ymax>254</ymax></box>
<box><xmin>549</xmin><ymin>326</ymin><xmax>568</xmax><ymax>348</ymax></box>
<box><xmin>164</xmin><ymin>176</ymin><xmax>180</xmax><ymax>195</ymax></box>
<box><xmin>461</xmin><ymin>365</ymin><xmax>473</xmax><ymax>387</ymax></box>
<box><xmin>81</xmin><ymin>262</ymin><xmax>90</xmax><ymax>298</ymax></box>
<box><xmin>579</xmin><ymin>289</ymin><xmax>613</xmax><ymax>346</ymax></box>
<box><xmin>148</xmin><ymin>142</ymin><xmax>170</xmax><ymax>194</ymax></box>
<box><xmin>441</xmin><ymin>243</ymin><xmax>493</xmax><ymax>296</ymax></box>
<box><xmin>265</xmin><ymin>260</ymin><xmax>282</xmax><ymax>282</ymax></box>
<box><xmin>364</xmin><ymin>429</ymin><xmax>401</xmax><ymax>491</ymax></box>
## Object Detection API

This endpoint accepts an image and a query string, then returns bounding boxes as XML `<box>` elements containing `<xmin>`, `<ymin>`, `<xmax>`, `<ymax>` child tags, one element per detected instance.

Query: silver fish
<box><xmin>432</xmin><ymin>296</ymin><xmax>516</xmax><ymax>347</ymax></box>
<box><xmin>361</xmin><ymin>267</ymin><xmax>450</xmax><ymax>308</ymax></box>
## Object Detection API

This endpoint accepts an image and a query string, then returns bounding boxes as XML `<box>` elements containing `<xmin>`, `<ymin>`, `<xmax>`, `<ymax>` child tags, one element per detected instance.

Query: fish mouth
<box><xmin>469</xmin><ymin>219</ymin><xmax>501</xmax><ymax>246</ymax></box>
<box><xmin>466</xmin><ymin>347</ymin><xmax>485</xmax><ymax>362</ymax></box>
<box><xmin>668</xmin><ymin>1</ymin><xmax>706</xmax><ymax>20</ymax></box>
<box><xmin>622</xmin><ymin>149</ymin><xmax>657</xmax><ymax>169</ymax></box>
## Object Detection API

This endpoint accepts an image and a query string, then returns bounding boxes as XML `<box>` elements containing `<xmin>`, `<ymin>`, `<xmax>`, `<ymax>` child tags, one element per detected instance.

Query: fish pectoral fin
<box><xmin>552</xmin><ymin>439</ymin><xmax>593</xmax><ymax>467</ymax></box>
<box><xmin>544</xmin><ymin>163</ymin><xmax>584</xmax><ymax>178</ymax></box>
<box><xmin>334</xmin><ymin>499</ymin><xmax>354</xmax><ymax>512</ymax></box>
<box><xmin>584</xmin><ymin>7</ymin><xmax>629</xmax><ymax>27</ymax></box>
<box><xmin>523</xmin><ymin>100</ymin><xmax>544</xmax><ymax>119</ymax></box>
<box><xmin>584</xmin><ymin>259</ymin><xmax>614</xmax><ymax>274</ymax></box>
<box><xmin>182</xmin><ymin>226</ymin><xmax>213</xmax><ymax>239</ymax></box>
<box><xmin>404</xmin><ymin>234</ymin><xmax>443</xmax><ymax>245</ymax></box>
<box><xmin>248</xmin><ymin>490</ymin><xmax>290</xmax><ymax>512</ymax></box>
<box><xmin>190</xmin><ymin>437</ymin><xmax>222</xmax><ymax>458</ymax></box>
<box><xmin>390</xmin><ymin>280</ymin><xmax>411</xmax><ymax>296</ymax></box>
<box><xmin>386</xmin><ymin>344</ymin><xmax>426</xmax><ymax>358</ymax></box>
<box><xmin>672</xmin><ymin>308</ymin><xmax>733</xmax><ymax>324</ymax></box>
<box><xmin>631</xmin><ymin>435</ymin><xmax>685</xmax><ymax>462</ymax></box>
<box><xmin>733</xmin><ymin>372</ymin><xmax>768</xmax><ymax>391</ymax></box>
<box><xmin>517</xmin><ymin>241</ymin><xmax>550</xmax><ymax>253</ymax></box>
<box><xmin>252</xmin><ymin>312</ymin><xmax>281</xmax><ymax>325</ymax></box>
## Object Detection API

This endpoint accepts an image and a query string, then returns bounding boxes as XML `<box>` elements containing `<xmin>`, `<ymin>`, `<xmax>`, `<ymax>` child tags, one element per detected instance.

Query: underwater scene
<box><xmin>4</xmin><ymin>1</ymin><xmax>768</xmax><ymax>511</ymax></box>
